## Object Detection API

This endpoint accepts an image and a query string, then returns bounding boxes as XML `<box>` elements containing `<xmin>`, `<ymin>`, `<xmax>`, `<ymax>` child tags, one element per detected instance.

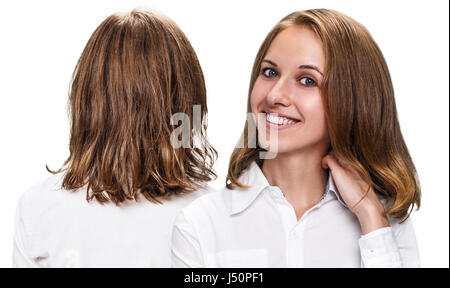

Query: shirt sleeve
<box><xmin>171</xmin><ymin>210</ymin><xmax>204</xmax><ymax>268</ymax></box>
<box><xmin>358</xmin><ymin>215</ymin><xmax>420</xmax><ymax>268</ymax></box>
<box><xmin>12</xmin><ymin>196</ymin><xmax>39</xmax><ymax>268</ymax></box>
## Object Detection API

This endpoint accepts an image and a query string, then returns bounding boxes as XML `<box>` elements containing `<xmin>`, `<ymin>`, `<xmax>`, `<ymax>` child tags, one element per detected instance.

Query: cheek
<box><xmin>298</xmin><ymin>95</ymin><xmax>328</xmax><ymax>133</ymax></box>
<box><xmin>250</xmin><ymin>79</ymin><xmax>266</xmax><ymax>113</ymax></box>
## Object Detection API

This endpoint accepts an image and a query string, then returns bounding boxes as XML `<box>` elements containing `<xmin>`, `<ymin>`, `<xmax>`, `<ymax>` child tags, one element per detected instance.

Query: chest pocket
<box><xmin>210</xmin><ymin>248</ymin><xmax>269</xmax><ymax>268</ymax></box>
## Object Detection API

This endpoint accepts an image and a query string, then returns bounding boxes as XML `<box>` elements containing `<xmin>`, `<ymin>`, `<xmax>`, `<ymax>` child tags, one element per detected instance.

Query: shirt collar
<box><xmin>230</xmin><ymin>162</ymin><xmax>269</xmax><ymax>215</ymax></box>
<box><xmin>324</xmin><ymin>170</ymin><xmax>348</xmax><ymax>208</ymax></box>
<box><xmin>230</xmin><ymin>161</ymin><xmax>348</xmax><ymax>215</ymax></box>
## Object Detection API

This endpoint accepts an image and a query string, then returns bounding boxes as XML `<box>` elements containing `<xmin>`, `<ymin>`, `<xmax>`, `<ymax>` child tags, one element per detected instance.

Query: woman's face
<box><xmin>251</xmin><ymin>25</ymin><xmax>329</xmax><ymax>155</ymax></box>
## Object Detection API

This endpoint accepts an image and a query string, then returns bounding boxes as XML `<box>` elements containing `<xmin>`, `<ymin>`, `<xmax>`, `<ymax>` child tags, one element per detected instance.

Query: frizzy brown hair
<box><xmin>49</xmin><ymin>9</ymin><xmax>217</xmax><ymax>204</ymax></box>
<box><xmin>227</xmin><ymin>9</ymin><xmax>420</xmax><ymax>222</ymax></box>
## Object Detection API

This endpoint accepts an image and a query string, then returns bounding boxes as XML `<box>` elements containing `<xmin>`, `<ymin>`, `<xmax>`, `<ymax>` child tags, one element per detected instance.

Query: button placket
<box><xmin>269</xmin><ymin>187</ymin><xmax>302</xmax><ymax>267</ymax></box>
<box><xmin>287</xmin><ymin>227</ymin><xmax>303</xmax><ymax>267</ymax></box>
<box><xmin>269</xmin><ymin>186</ymin><xmax>328</xmax><ymax>267</ymax></box>
<box><xmin>286</xmin><ymin>191</ymin><xmax>328</xmax><ymax>268</ymax></box>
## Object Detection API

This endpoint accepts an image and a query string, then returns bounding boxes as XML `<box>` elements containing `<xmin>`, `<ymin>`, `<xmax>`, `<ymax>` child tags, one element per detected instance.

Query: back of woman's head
<box><xmin>227</xmin><ymin>9</ymin><xmax>420</xmax><ymax>222</ymax></box>
<box><xmin>51</xmin><ymin>9</ymin><xmax>216</xmax><ymax>204</ymax></box>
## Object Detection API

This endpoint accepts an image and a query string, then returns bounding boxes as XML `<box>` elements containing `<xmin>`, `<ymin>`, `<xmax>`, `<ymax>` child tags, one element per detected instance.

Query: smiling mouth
<box><xmin>262</xmin><ymin>112</ymin><xmax>301</xmax><ymax>128</ymax></box>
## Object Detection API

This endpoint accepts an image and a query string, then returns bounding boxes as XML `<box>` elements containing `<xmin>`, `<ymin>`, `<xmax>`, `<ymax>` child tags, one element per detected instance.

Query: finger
<box><xmin>330</xmin><ymin>154</ymin><xmax>365</xmax><ymax>181</ymax></box>
<box><xmin>329</xmin><ymin>151</ymin><xmax>352</xmax><ymax>169</ymax></box>
<box><xmin>322</xmin><ymin>153</ymin><xmax>342</xmax><ymax>172</ymax></box>
<box><xmin>321</xmin><ymin>154</ymin><xmax>329</xmax><ymax>169</ymax></box>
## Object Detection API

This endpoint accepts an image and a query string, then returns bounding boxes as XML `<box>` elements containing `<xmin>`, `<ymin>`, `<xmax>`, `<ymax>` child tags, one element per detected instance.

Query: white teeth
<box><xmin>265</xmin><ymin>113</ymin><xmax>298</xmax><ymax>125</ymax></box>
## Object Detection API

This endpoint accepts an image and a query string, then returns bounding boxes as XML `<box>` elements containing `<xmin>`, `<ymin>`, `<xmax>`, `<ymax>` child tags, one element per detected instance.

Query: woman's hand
<box><xmin>321</xmin><ymin>152</ymin><xmax>390</xmax><ymax>235</ymax></box>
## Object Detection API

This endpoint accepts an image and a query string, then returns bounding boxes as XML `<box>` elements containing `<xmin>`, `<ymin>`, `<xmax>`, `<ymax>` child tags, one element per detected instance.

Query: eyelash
<box><xmin>260</xmin><ymin>67</ymin><xmax>317</xmax><ymax>87</ymax></box>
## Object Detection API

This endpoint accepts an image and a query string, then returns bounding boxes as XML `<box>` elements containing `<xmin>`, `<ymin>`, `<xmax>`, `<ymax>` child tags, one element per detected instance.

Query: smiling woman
<box><xmin>171</xmin><ymin>8</ymin><xmax>421</xmax><ymax>268</ymax></box>
<box><xmin>251</xmin><ymin>25</ymin><xmax>328</xmax><ymax>156</ymax></box>
<box><xmin>228</xmin><ymin>9</ymin><xmax>421</xmax><ymax>223</ymax></box>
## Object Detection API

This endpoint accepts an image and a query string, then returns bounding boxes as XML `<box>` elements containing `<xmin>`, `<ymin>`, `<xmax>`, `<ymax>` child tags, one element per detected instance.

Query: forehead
<box><xmin>265</xmin><ymin>25</ymin><xmax>325</xmax><ymax>71</ymax></box>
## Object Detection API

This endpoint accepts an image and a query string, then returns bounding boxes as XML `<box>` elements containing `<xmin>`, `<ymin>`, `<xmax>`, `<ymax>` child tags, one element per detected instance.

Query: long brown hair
<box><xmin>49</xmin><ymin>9</ymin><xmax>217</xmax><ymax>204</ymax></box>
<box><xmin>227</xmin><ymin>9</ymin><xmax>420</xmax><ymax>222</ymax></box>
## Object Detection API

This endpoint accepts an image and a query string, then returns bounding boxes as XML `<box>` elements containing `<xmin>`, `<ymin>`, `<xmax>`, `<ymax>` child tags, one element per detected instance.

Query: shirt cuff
<box><xmin>359</xmin><ymin>227</ymin><xmax>402</xmax><ymax>268</ymax></box>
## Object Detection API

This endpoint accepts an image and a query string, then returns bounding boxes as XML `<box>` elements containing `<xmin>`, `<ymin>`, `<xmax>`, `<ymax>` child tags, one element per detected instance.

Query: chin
<box><xmin>258</xmin><ymin>137</ymin><xmax>299</xmax><ymax>153</ymax></box>
<box><xmin>259</xmin><ymin>136</ymin><xmax>329</xmax><ymax>155</ymax></box>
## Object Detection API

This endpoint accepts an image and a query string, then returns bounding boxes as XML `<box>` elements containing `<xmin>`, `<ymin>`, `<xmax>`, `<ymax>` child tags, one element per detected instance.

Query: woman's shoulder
<box><xmin>374</xmin><ymin>191</ymin><xmax>418</xmax><ymax>240</ymax></box>
<box><xmin>161</xmin><ymin>184</ymin><xmax>219</xmax><ymax>210</ymax></box>
<box><xmin>19</xmin><ymin>172</ymin><xmax>66</xmax><ymax>206</ymax></box>
<box><xmin>178</xmin><ymin>185</ymin><xmax>231</xmax><ymax>220</ymax></box>
<box><xmin>17</xmin><ymin>172</ymin><xmax>72</xmax><ymax>220</ymax></box>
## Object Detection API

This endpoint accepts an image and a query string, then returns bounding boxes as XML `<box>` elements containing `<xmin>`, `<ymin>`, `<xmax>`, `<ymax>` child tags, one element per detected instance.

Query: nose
<box><xmin>266</xmin><ymin>77</ymin><xmax>291</xmax><ymax>107</ymax></box>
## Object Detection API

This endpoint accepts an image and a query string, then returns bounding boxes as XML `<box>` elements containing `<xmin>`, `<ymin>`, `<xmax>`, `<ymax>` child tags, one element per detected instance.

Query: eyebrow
<box><xmin>262</xmin><ymin>59</ymin><xmax>324</xmax><ymax>77</ymax></box>
<box><xmin>299</xmin><ymin>64</ymin><xmax>324</xmax><ymax>77</ymax></box>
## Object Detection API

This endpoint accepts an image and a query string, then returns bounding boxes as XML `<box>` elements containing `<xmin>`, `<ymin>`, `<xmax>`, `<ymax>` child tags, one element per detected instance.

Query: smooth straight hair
<box><xmin>49</xmin><ymin>9</ymin><xmax>216</xmax><ymax>204</ymax></box>
<box><xmin>227</xmin><ymin>9</ymin><xmax>420</xmax><ymax>222</ymax></box>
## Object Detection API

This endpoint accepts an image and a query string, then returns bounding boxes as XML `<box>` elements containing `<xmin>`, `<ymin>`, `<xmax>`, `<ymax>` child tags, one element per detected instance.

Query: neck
<box><xmin>261</xmin><ymin>147</ymin><xmax>329</xmax><ymax>210</ymax></box>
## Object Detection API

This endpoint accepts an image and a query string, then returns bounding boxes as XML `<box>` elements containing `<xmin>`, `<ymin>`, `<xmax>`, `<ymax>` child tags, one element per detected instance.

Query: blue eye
<box><xmin>299</xmin><ymin>77</ymin><xmax>316</xmax><ymax>87</ymax></box>
<box><xmin>262</xmin><ymin>68</ymin><xmax>278</xmax><ymax>78</ymax></box>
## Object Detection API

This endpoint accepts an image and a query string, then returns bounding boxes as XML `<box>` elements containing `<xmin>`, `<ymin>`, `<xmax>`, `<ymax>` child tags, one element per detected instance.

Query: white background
<box><xmin>0</xmin><ymin>0</ymin><xmax>448</xmax><ymax>268</ymax></box>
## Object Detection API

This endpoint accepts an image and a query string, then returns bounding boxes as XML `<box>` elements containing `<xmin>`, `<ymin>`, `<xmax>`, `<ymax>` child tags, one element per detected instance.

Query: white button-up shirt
<box><xmin>172</xmin><ymin>162</ymin><xmax>420</xmax><ymax>268</ymax></box>
<box><xmin>13</xmin><ymin>173</ymin><xmax>208</xmax><ymax>268</ymax></box>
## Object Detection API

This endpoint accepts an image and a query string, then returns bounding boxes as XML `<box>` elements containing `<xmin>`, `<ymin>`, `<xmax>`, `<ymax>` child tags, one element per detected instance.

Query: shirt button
<box><xmin>290</xmin><ymin>230</ymin><xmax>299</xmax><ymax>238</ymax></box>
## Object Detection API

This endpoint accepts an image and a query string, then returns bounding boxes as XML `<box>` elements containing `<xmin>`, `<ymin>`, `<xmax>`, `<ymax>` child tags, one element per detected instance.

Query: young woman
<box><xmin>13</xmin><ymin>9</ymin><xmax>216</xmax><ymax>267</ymax></box>
<box><xmin>171</xmin><ymin>9</ymin><xmax>421</xmax><ymax>268</ymax></box>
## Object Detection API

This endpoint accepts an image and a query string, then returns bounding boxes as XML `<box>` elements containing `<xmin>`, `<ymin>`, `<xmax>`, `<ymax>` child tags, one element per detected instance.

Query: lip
<box><xmin>260</xmin><ymin>111</ymin><xmax>302</xmax><ymax>131</ymax></box>
<box><xmin>262</xmin><ymin>110</ymin><xmax>301</xmax><ymax>122</ymax></box>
